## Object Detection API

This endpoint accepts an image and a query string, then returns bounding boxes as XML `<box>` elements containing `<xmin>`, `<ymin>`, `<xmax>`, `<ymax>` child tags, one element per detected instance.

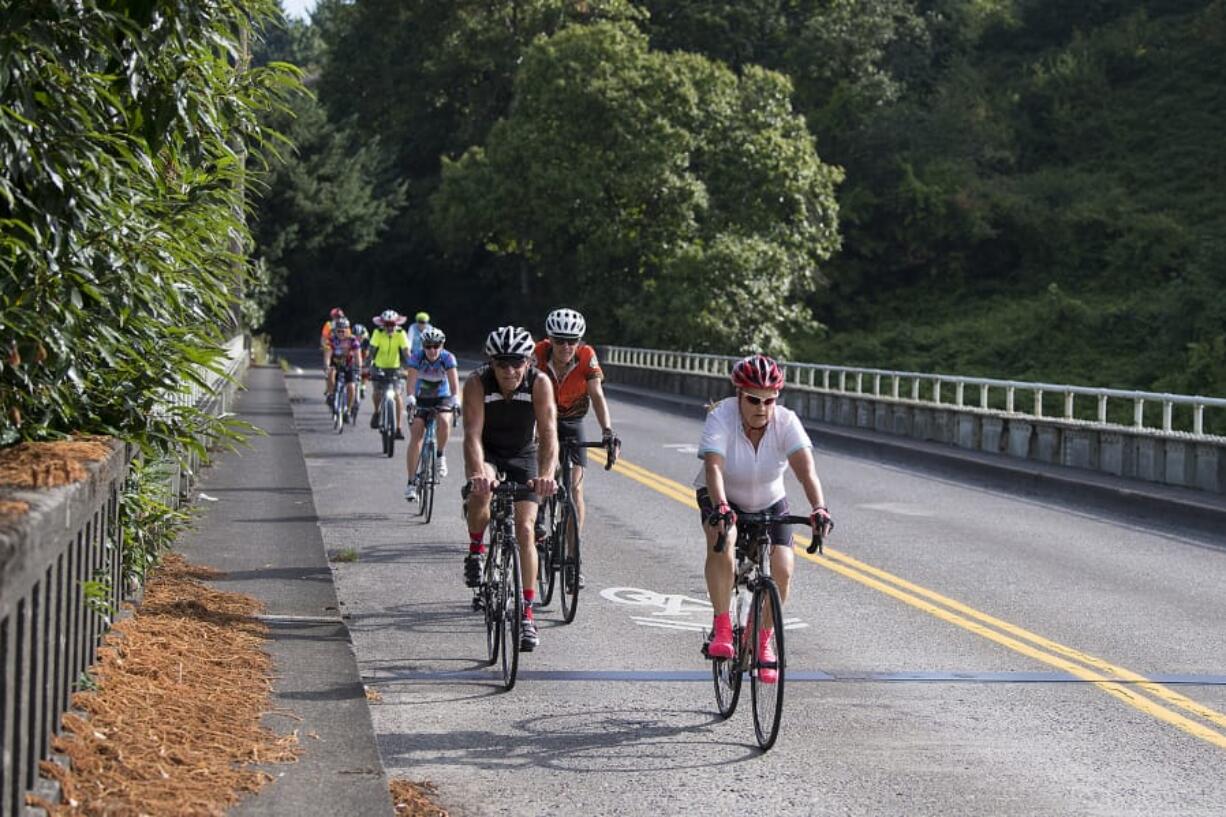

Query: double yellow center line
<box><xmin>612</xmin><ymin>456</ymin><xmax>1226</xmax><ymax>750</ymax></box>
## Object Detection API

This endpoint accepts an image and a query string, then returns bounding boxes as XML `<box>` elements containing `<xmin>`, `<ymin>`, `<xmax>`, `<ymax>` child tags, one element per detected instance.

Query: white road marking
<box><xmin>603</xmin><ymin>586</ymin><xmax>808</xmax><ymax>630</ymax></box>
<box><xmin>858</xmin><ymin>502</ymin><xmax>937</xmax><ymax>517</ymax></box>
<box><xmin>663</xmin><ymin>443</ymin><xmax>699</xmax><ymax>454</ymax></box>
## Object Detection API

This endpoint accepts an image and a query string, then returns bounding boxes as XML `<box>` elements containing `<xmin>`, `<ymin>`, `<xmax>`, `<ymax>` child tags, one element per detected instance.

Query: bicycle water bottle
<box><xmin>735</xmin><ymin>590</ymin><xmax>750</xmax><ymax>631</ymax></box>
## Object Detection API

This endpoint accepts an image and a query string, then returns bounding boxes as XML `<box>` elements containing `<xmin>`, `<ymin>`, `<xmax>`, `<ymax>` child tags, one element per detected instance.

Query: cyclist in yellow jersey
<box><xmin>367</xmin><ymin>309</ymin><xmax>410</xmax><ymax>439</ymax></box>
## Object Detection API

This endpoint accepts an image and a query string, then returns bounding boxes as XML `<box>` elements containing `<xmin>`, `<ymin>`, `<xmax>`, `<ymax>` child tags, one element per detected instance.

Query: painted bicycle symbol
<box><xmin>600</xmin><ymin>586</ymin><xmax>807</xmax><ymax>632</ymax></box>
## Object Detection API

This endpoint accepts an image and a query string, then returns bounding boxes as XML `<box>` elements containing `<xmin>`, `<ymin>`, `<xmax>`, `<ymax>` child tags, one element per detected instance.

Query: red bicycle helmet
<box><xmin>330</xmin><ymin>307</ymin><xmax>345</xmax><ymax>319</ymax></box>
<box><xmin>730</xmin><ymin>354</ymin><xmax>784</xmax><ymax>391</ymax></box>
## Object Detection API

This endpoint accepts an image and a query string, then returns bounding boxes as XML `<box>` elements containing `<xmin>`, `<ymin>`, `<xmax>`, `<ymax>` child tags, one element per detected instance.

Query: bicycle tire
<box><xmin>332</xmin><ymin>388</ymin><xmax>345</xmax><ymax>433</ymax></box>
<box><xmin>500</xmin><ymin>540</ymin><xmax>522</xmax><ymax>690</ymax></box>
<box><xmin>536</xmin><ymin>496</ymin><xmax>557</xmax><ymax>607</ymax></box>
<box><xmin>422</xmin><ymin>442</ymin><xmax>436</xmax><ymax>524</ymax></box>
<box><xmin>483</xmin><ymin>547</ymin><xmax>499</xmax><ymax>666</ymax></box>
<box><xmin>559</xmin><ymin>498</ymin><xmax>581</xmax><ymax>624</ymax></box>
<box><xmin>415</xmin><ymin>437</ymin><xmax>433</xmax><ymax>518</ymax></box>
<box><xmin>750</xmin><ymin>578</ymin><xmax>786</xmax><ymax>750</ymax></box>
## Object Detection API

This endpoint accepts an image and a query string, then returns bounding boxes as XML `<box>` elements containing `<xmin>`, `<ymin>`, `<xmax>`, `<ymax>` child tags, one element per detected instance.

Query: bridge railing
<box><xmin>601</xmin><ymin>346</ymin><xmax>1226</xmax><ymax>493</ymax></box>
<box><xmin>603</xmin><ymin>346</ymin><xmax>1226</xmax><ymax>441</ymax></box>
<box><xmin>1</xmin><ymin>334</ymin><xmax>248</xmax><ymax>817</ymax></box>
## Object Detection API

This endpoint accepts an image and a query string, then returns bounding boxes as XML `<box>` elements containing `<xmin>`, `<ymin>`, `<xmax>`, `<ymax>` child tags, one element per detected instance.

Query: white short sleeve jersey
<box><xmin>692</xmin><ymin>397</ymin><xmax>812</xmax><ymax>511</ymax></box>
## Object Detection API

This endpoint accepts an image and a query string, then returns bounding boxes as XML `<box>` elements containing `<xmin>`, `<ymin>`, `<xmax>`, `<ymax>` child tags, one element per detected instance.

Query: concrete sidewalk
<box><xmin>175</xmin><ymin>364</ymin><xmax>394</xmax><ymax>817</ymax></box>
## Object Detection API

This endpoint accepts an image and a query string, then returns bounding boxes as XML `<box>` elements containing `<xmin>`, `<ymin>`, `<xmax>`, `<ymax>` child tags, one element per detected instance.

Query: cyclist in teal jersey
<box><xmin>404</xmin><ymin>327</ymin><xmax>461</xmax><ymax>501</ymax></box>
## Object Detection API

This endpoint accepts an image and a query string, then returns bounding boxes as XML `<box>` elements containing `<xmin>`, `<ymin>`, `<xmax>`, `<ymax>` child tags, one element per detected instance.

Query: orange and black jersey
<box><xmin>533</xmin><ymin>340</ymin><xmax>603</xmax><ymax>421</ymax></box>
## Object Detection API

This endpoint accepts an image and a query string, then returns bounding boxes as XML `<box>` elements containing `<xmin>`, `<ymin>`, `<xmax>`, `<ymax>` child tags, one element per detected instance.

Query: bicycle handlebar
<box><xmin>712</xmin><ymin>513</ymin><xmax>826</xmax><ymax>555</ymax></box>
<box><xmin>559</xmin><ymin>438</ymin><xmax>619</xmax><ymax>470</ymax></box>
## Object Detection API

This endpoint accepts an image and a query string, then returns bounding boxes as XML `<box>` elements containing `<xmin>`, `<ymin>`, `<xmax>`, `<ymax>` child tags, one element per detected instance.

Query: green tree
<box><xmin>433</xmin><ymin>22</ymin><xmax>842</xmax><ymax>353</ymax></box>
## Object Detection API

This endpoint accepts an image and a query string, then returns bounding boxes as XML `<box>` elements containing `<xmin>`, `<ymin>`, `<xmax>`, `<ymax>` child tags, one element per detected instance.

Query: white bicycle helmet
<box><xmin>421</xmin><ymin>327</ymin><xmax>446</xmax><ymax>345</ymax></box>
<box><xmin>484</xmin><ymin>325</ymin><xmax>534</xmax><ymax>358</ymax></box>
<box><xmin>376</xmin><ymin>309</ymin><xmax>405</xmax><ymax>328</ymax></box>
<box><xmin>545</xmin><ymin>307</ymin><xmax>586</xmax><ymax>340</ymax></box>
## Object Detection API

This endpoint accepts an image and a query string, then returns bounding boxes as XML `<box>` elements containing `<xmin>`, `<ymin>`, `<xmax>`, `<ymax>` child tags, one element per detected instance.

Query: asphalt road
<box><xmin>280</xmin><ymin>351</ymin><xmax>1226</xmax><ymax>817</ymax></box>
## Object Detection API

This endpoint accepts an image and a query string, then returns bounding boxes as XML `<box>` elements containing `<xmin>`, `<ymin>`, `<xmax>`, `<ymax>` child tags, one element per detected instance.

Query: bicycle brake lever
<box><xmin>806</xmin><ymin>535</ymin><xmax>824</xmax><ymax>555</ymax></box>
<box><xmin>714</xmin><ymin>531</ymin><xmax>726</xmax><ymax>553</ymax></box>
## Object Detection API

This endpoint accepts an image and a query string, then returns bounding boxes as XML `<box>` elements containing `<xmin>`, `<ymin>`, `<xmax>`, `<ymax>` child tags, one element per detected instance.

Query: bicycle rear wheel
<box><xmin>500</xmin><ymin>541</ymin><xmax>522</xmax><ymax>690</ymax></box>
<box><xmin>558</xmin><ymin>498</ymin><xmax>581</xmax><ymax>624</ymax></box>
<box><xmin>536</xmin><ymin>496</ymin><xmax>558</xmax><ymax>607</ymax></box>
<box><xmin>750</xmin><ymin>578</ymin><xmax>786</xmax><ymax>750</ymax></box>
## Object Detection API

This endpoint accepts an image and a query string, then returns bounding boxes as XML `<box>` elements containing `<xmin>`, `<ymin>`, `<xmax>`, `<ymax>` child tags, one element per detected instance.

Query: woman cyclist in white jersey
<box><xmin>695</xmin><ymin>354</ymin><xmax>834</xmax><ymax>674</ymax></box>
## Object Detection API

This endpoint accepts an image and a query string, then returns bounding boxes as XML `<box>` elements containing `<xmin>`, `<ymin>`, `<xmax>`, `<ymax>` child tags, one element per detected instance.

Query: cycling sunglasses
<box><xmin>423</xmin><ymin>343</ymin><xmax>441</xmax><ymax>350</ymax></box>
<box><xmin>549</xmin><ymin>337</ymin><xmax>580</xmax><ymax>346</ymax></box>
<box><xmin>742</xmin><ymin>393</ymin><xmax>778</xmax><ymax>406</ymax></box>
<box><xmin>493</xmin><ymin>356</ymin><xmax>528</xmax><ymax>370</ymax></box>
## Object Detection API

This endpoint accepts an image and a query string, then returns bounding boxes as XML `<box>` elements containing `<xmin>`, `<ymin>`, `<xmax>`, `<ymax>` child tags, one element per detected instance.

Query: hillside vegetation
<box><xmin>254</xmin><ymin>0</ymin><xmax>1226</xmax><ymax>398</ymax></box>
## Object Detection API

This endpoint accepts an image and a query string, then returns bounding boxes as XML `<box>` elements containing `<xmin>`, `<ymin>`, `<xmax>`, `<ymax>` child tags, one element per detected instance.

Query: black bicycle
<box><xmin>374</xmin><ymin>372</ymin><xmax>401</xmax><ymax>458</ymax></box>
<box><xmin>536</xmin><ymin>438</ymin><xmax>616</xmax><ymax>623</ymax></box>
<box><xmin>703</xmin><ymin>512</ymin><xmax>822</xmax><ymax>750</ymax></box>
<box><xmin>476</xmin><ymin>480</ymin><xmax>531</xmax><ymax>691</ymax></box>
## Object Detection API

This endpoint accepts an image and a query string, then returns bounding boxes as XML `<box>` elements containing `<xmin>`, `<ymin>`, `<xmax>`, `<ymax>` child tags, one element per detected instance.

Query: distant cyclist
<box><xmin>695</xmin><ymin>354</ymin><xmax>833</xmax><ymax>677</ymax></box>
<box><xmin>367</xmin><ymin>310</ymin><xmax>410</xmax><ymax>440</ymax></box>
<box><xmin>325</xmin><ymin>317</ymin><xmax>363</xmax><ymax>417</ymax></box>
<box><xmin>462</xmin><ymin>326</ymin><xmax>558</xmax><ymax>652</ymax></box>
<box><xmin>407</xmin><ymin>311</ymin><xmax>432</xmax><ymax>357</ymax></box>
<box><xmin>404</xmin><ymin>327</ymin><xmax>460</xmax><ymax>501</ymax></box>
<box><xmin>353</xmin><ymin>323</ymin><xmax>371</xmax><ymax>400</ymax></box>
<box><xmin>532</xmin><ymin>307</ymin><xmax>620</xmax><ymax>587</ymax></box>
<box><xmin>320</xmin><ymin>307</ymin><xmax>345</xmax><ymax>401</ymax></box>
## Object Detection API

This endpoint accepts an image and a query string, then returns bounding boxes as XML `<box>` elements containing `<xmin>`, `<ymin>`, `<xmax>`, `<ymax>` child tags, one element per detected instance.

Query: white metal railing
<box><xmin>602</xmin><ymin>346</ymin><xmax>1226</xmax><ymax>441</ymax></box>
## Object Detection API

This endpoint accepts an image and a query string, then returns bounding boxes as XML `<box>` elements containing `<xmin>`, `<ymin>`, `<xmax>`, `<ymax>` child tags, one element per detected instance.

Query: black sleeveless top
<box><xmin>478</xmin><ymin>364</ymin><xmax>539</xmax><ymax>456</ymax></box>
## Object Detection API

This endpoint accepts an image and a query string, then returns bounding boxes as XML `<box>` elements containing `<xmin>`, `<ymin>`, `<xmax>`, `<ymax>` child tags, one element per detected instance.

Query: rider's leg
<box><xmin>571</xmin><ymin>463</ymin><xmax>586</xmax><ymax>531</ymax></box>
<box><xmin>764</xmin><ymin>543</ymin><xmax>794</xmax><ymax>635</ymax></box>
<box><xmin>345</xmin><ymin>376</ymin><xmax>357</xmax><ymax>411</ymax></box>
<box><xmin>326</xmin><ymin>365</ymin><xmax>336</xmax><ymax>397</ymax></box>
<box><xmin>703</xmin><ymin>522</ymin><xmax>737</xmax><ymax>616</ymax></box>
<box><xmin>436</xmin><ymin>409</ymin><xmax>451</xmax><ymax>452</ymax></box>
<box><xmin>405</xmin><ymin>414</ymin><xmax>426</xmax><ymax>479</ymax></box>
<box><xmin>515</xmin><ymin>498</ymin><xmax>539</xmax><ymax>609</ymax></box>
<box><xmin>393</xmin><ymin>390</ymin><xmax>404</xmax><ymax>435</ymax></box>
<box><xmin>464</xmin><ymin>462</ymin><xmax>495</xmax><ymax>544</ymax></box>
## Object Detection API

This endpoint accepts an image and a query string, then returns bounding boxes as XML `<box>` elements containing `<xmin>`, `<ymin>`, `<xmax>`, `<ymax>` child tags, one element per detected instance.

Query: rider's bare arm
<box><xmin>787</xmin><ymin>447</ymin><xmax>826</xmax><ymax>511</ymax></box>
<box><xmin>533</xmin><ymin>374</ymin><xmax>559</xmax><ymax>485</ymax></box>
<box><xmin>462</xmin><ymin>373</ymin><xmax>486</xmax><ymax>481</ymax></box>
<box><xmin>446</xmin><ymin>365</ymin><xmax>461</xmax><ymax>401</ymax></box>
<box><xmin>588</xmin><ymin>377</ymin><xmax>613</xmax><ymax>433</ymax></box>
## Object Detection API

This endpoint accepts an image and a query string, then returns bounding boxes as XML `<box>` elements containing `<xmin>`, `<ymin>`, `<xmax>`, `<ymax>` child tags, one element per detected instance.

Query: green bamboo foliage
<box><xmin>0</xmin><ymin>0</ymin><xmax>300</xmax><ymax>451</ymax></box>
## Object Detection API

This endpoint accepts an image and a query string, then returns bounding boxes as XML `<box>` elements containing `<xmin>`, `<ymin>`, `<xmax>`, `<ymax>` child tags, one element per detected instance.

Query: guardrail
<box><xmin>601</xmin><ymin>345</ymin><xmax>1226</xmax><ymax>493</ymax></box>
<box><xmin>603</xmin><ymin>346</ymin><xmax>1226</xmax><ymax>441</ymax></box>
<box><xmin>1</xmin><ymin>334</ymin><xmax>248</xmax><ymax>817</ymax></box>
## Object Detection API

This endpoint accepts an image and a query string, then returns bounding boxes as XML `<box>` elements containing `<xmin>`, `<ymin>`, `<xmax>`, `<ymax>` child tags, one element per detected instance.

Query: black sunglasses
<box><xmin>550</xmin><ymin>337</ymin><xmax>580</xmax><ymax>346</ymax></box>
<box><xmin>493</xmin><ymin>356</ymin><xmax>528</xmax><ymax>369</ymax></box>
<box><xmin>423</xmin><ymin>344</ymin><xmax>441</xmax><ymax>350</ymax></box>
<box><xmin>742</xmin><ymin>393</ymin><xmax>778</xmax><ymax>406</ymax></box>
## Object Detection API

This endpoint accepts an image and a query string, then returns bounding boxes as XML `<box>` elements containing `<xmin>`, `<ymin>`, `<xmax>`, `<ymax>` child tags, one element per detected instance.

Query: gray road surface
<box><xmin>280</xmin><ymin>352</ymin><xmax>1226</xmax><ymax>817</ymax></box>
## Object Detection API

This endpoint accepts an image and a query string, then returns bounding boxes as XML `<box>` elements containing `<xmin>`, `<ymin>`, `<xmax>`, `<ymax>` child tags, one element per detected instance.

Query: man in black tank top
<box><xmin>462</xmin><ymin>326</ymin><xmax>558</xmax><ymax>652</ymax></box>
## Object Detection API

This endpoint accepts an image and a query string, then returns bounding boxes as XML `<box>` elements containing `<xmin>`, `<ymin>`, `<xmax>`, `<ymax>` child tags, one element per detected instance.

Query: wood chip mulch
<box><xmin>0</xmin><ymin>435</ymin><xmax>115</xmax><ymax>492</ymax></box>
<box><xmin>27</xmin><ymin>553</ymin><xmax>300</xmax><ymax>816</ymax></box>
<box><xmin>389</xmin><ymin>779</ymin><xmax>450</xmax><ymax>817</ymax></box>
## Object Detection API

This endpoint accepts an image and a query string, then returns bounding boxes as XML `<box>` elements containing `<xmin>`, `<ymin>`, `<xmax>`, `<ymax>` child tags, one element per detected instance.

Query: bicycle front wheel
<box><xmin>500</xmin><ymin>541</ymin><xmax>522</xmax><ymax>691</ymax></box>
<box><xmin>750</xmin><ymin>578</ymin><xmax>786</xmax><ymax>750</ymax></box>
<box><xmin>536</xmin><ymin>496</ymin><xmax>558</xmax><ymax>607</ymax></box>
<box><xmin>416</xmin><ymin>440</ymin><xmax>433</xmax><ymax>519</ymax></box>
<box><xmin>558</xmin><ymin>498</ymin><xmax>581</xmax><ymax>624</ymax></box>
<box><xmin>422</xmin><ymin>440</ymin><xmax>436</xmax><ymax>524</ymax></box>
<box><xmin>483</xmin><ymin>548</ymin><xmax>499</xmax><ymax>665</ymax></box>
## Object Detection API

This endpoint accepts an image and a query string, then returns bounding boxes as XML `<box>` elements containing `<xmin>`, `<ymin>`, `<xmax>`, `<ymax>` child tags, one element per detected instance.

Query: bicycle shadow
<box><xmin>378</xmin><ymin>706</ymin><xmax>760</xmax><ymax>772</ymax></box>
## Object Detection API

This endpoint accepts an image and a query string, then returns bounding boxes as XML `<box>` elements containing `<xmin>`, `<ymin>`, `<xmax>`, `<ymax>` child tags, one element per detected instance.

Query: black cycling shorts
<box><xmin>331</xmin><ymin>363</ymin><xmax>357</xmax><ymax>384</ymax></box>
<box><xmin>414</xmin><ymin>395</ymin><xmax>456</xmax><ymax>419</ymax></box>
<box><xmin>461</xmin><ymin>446</ymin><xmax>539</xmax><ymax>504</ymax></box>
<box><xmin>558</xmin><ymin>417</ymin><xmax>588</xmax><ymax>468</ymax></box>
<box><xmin>696</xmin><ymin>488</ymin><xmax>791</xmax><ymax>547</ymax></box>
